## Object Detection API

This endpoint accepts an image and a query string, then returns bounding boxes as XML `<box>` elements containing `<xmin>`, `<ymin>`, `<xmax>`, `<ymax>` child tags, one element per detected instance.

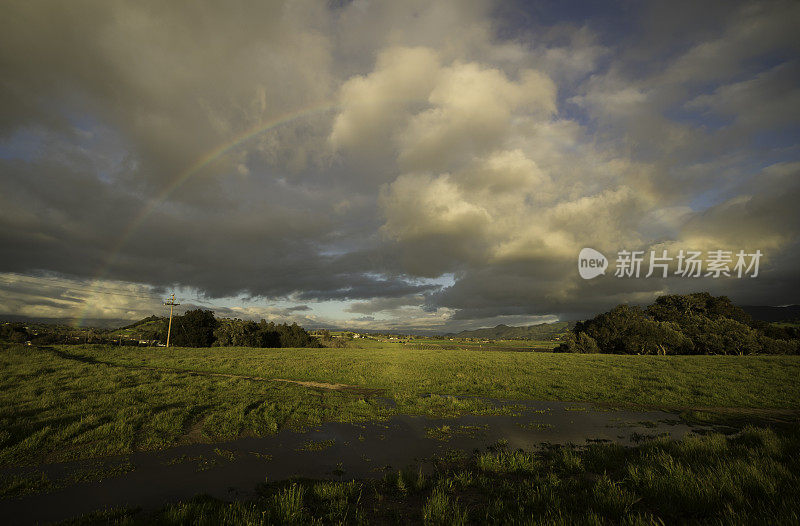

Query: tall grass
<box><xmin>422</xmin><ymin>489</ymin><xmax>468</xmax><ymax>525</ymax></box>
<box><xmin>62</xmin><ymin>424</ymin><xmax>800</xmax><ymax>524</ymax></box>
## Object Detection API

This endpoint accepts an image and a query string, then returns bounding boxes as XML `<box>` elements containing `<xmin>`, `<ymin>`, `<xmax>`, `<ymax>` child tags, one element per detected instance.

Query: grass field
<box><xmin>405</xmin><ymin>338</ymin><xmax>560</xmax><ymax>352</ymax></box>
<box><xmin>2</xmin><ymin>342</ymin><xmax>800</xmax><ymax>524</ymax></box>
<box><xmin>1</xmin><ymin>342</ymin><xmax>799</xmax><ymax>469</ymax></box>
<box><xmin>65</xmin><ymin>424</ymin><xmax>800</xmax><ymax>525</ymax></box>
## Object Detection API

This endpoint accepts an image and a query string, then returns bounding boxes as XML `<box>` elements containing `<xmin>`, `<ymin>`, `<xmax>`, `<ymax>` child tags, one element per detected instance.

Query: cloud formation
<box><xmin>0</xmin><ymin>0</ymin><xmax>798</xmax><ymax>330</ymax></box>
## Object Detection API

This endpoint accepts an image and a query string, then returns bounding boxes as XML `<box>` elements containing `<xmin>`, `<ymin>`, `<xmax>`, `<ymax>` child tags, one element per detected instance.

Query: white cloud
<box><xmin>398</xmin><ymin>63</ymin><xmax>556</xmax><ymax>170</ymax></box>
<box><xmin>380</xmin><ymin>172</ymin><xmax>491</xmax><ymax>241</ymax></box>
<box><xmin>329</xmin><ymin>46</ymin><xmax>441</xmax><ymax>160</ymax></box>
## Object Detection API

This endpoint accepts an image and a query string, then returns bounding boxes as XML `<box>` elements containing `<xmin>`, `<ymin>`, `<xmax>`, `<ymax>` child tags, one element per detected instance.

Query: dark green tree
<box><xmin>557</xmin><ymin>292</ymin><xmax>798</xmax><ymax>355</ymax></box>
<box><xmin>167</xmin><ymin>309</ymin><xmax>218</xmax><ymax>347</ymax></box>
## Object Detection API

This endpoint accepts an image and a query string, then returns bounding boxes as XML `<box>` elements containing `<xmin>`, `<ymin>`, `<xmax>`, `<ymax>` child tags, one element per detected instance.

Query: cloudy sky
<box><xmin>1</xmin><ymin>0</ymin><xmax>798</xmax><ymax>332</ymax></box>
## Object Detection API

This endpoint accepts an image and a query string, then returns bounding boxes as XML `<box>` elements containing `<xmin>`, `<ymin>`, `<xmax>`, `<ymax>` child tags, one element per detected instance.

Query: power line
<box><xmin>0</xmin><ymin>274</ymin><xmax>218</xmax><ymax>317</ymax></box>
<box><xmin>0</xmin><ymin>279</ymin><xmax>162</xmax><ymax>302</ymax></box>
<box><xmin>0</xmin><ymin>274</ymin><xmax>217</xmax><ymax>306</ymax></box>
<box><xmin>0</xmin><ymin>273</ymin><xmax>165</xmax><ymax>297</ymax></box>
<box><xmin>0</xmin><ymin>274</ymin><xmax>165</xmax><ymax>301</ymax></box>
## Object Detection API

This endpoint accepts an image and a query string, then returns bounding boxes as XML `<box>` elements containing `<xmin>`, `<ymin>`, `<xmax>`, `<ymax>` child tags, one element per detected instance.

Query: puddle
<box><xmin>0</xmin><ymin>400</ymin><xmax>705</xmax><ymax>525</ymax></box>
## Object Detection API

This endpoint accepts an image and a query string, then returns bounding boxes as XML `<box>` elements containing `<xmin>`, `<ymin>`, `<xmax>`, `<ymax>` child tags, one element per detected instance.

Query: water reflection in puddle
<box><xmin>0</xmin><ymin>400</ymin><xmax>705</xmax><ymax>525</ymax></box>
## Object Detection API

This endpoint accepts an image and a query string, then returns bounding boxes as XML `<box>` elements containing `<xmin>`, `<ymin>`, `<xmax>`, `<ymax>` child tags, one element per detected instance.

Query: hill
<box><xmin>447</xmin><ymin>321</ymin><xmax>572</xmax><ymax>340</ymax></box>
<box><xmin>108</xmin><ymin>315</ymin><xmax>168</xmax><ymax>340</ymax></box>
<box><xmin>741</xmin><ymin>305</ymin><xmax>800</xmax><ymax>323</ymax></box>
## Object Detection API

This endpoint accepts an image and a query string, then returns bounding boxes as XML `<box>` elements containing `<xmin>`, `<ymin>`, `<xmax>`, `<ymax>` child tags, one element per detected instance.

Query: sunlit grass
<box><xmin>35</xmin><ymin>342</ymin><xmax>800</xmax><ymax>407</ymax></box>
<box><xmin>1</xmin><ymin>342</ymin><xmax>798</xmax><ymax>468</ymax></box>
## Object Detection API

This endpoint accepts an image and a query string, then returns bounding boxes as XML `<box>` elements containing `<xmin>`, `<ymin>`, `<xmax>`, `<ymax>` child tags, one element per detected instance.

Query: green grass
<box><xmin>39</xmin><ymin>342</ymin><xmax>800</xmax><ymax>407</ymax></box>
<box><xmin>3</xmin><ymin>341</ymin><xmax>798</xmax><ymax>523</ymax></box>
<box><xmin>408</xmin><ymin>338</ymin><xmax>560</xmax><ymax>352</ymax></box>
<box><xmin>0</xmin><ymin>345</ymin><xmax>394</xmax><ymax>467</ymax></box>
<box><xmin>0</xmin><ymin>458</ymin><xmax>135</xmax><ymax>500</ymax></box>
<box><xmin>296</xmin><ymin>439</ymin><xmax>336</xmax><ymax>452</ymax></box>
<box><xmin>63</xmin><ymin>424</ymin><xmax>800</xmax><ymax>524</ymax></box>
<box><xmin>1</xmin><ymin>342</ymin><xmax>799</xmax><ymax>468</ymax></box>
<box><xmin>425</xmin><ymin>425</ymin><xmax>488</xmax><ymax>442</ymax></box>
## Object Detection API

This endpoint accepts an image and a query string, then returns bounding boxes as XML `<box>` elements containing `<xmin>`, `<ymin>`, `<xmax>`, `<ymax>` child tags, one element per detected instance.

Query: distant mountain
<box><xmin>0</xmin><ymin>314</ymin><xmax>133</xmax><ymax>329</ymax></box>
<box><xmin>741</xmin><ymin>305</ymin><xmax>800</xmax><ymax>323</ymax></box>
<box><xmin>446</xmin><ymin>321</ymin><xmax>573</xmax><ymax>340</ymax></box>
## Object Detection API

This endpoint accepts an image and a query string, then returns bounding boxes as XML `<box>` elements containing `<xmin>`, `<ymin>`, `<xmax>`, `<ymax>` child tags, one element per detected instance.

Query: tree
<box><xmin>166</xmin><ymin>309</ymin><xmax>218</xmax><ymax>347</ymax></box>
<box><xmin>211</xmin><ymin>318</ymin><xmax>319</xmax><ymax>348</ymax></box>
<box><xmin>558</xmin><ymin>292</ymin><xmax>798</xmax><ymax>355</ymax></box>
<box><xmin>646</xmin><ymin>292</ymin><xmax>753</xmax><ymax>326</ymax></box>
<box><xmin>555</xmin><ymin>331</ymin><xmax>601</xmax><ymax>353</ymax></box>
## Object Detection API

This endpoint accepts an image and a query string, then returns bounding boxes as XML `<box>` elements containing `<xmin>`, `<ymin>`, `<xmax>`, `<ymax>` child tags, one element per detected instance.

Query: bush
<box><xmin>0</xmin><ymin>324</ymin><xmax>29</xmax><ymax>343</ymax></box>
<box><xmin>555</xmin><ymin>332</ymin><xmax>600</xmax><ymax>353</ymax></box>
<box><xmin>561</xmin><ymin>293</ymin><xmax>799</xmax><ymax>355</ymax></box>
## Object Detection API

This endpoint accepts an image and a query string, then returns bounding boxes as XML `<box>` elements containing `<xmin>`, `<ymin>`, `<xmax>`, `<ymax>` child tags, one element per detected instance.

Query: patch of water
<box><xmin>0</xmin><ymin>400</ymin><xmax>704</xmax><ymax>525</ymax></box>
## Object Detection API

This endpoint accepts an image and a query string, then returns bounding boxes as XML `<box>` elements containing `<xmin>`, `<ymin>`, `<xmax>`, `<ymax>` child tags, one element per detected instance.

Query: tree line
<box><xmin>556</xmin><ymin>292</ymin><xmax>799</xmax><ymax>355</ymax></box>
<box><xmin>139</xmin><ymin>309</ymin><xmax>321</xmax><ymax>348</ymax></box>
<box><xmin>0</xmin><ymin>310</ymin><xmax>321</xmax><ymax>348</ymax></box>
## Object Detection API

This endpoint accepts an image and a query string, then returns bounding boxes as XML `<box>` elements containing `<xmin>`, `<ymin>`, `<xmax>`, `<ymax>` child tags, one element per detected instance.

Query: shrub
<box><xmin>559</xmin><ymin>293</ymin><xmax>798</xmax><ymax>355</ymax></box>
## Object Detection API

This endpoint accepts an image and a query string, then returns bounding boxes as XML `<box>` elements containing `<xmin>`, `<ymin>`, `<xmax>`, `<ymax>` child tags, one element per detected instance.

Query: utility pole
<box><xmin>163</xmin><ymin>293</ymin><xmax>180</xmax><ymax>348</ymax></box>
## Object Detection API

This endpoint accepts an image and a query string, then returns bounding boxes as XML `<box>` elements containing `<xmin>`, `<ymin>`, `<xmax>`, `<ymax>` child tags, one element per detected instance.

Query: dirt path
<box><xmin>133</xmin><ymin>366</ymin><xmax>385</xmax><ymax>396</ymax></box>
<box><xmin>163</xmin><ymin>367</ymin><xmax>382</xmax><ymax>394</ymax></box>
<box><xmin>49</xmin><ymin>348</ymin><xmax>385</xmax><ymax>396</ymax></box>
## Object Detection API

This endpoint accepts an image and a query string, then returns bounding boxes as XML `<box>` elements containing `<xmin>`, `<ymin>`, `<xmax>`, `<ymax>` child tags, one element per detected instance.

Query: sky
<box><xmin>0</xmin><ymin>0</ymin><xmax>798</xmax><ymax>332</ymax></box>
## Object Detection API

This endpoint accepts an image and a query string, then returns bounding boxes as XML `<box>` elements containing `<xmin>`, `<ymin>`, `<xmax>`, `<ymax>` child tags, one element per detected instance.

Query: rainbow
<box><xmin>74</xmin><ymin>101</ymin><xmax>340</xmax><ymax>326</ymax></box>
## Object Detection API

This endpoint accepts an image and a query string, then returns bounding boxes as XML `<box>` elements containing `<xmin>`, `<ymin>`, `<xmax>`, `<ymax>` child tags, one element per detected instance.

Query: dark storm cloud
<box><xmin>295</xmin><ymin>277</ymin><xmax>437</xmax><ymax>301</ymax></box>
<box><xmin>0</xmin><ymin>0</ymin><xmax>798</xmax><ymax>330</ymax></box>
